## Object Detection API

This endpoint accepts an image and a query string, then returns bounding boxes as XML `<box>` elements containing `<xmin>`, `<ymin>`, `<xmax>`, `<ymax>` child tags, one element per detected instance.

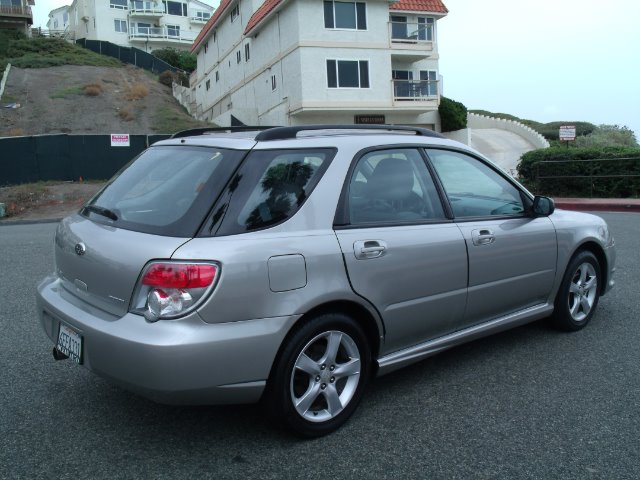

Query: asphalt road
<box><xmin>1</xmin><ymin>213</ymin><xmax>638</xmax><ymax>480</ymax></box>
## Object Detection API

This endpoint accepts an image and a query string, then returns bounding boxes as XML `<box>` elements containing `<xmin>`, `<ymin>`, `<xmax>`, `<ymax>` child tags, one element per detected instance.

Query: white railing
<box><xmin>189</xmin><ymin>11</ymin><xmax>210</xmax><ymax>22</ymax></box>
<box><xmin>392</xmin><ymin>80</ymin><xmax>438</xmax><ymax>101</ymax></box>
<box><xmin>129</xmin><ymin>26</ymin><xmax>196</xmax><ymax>42</ymax></box>
<box><xmin>0</xmin><ymin>5</ymin><xmax>32</xmax><ymax>18</ymax></box>
<box><xmin>128</xmin><ymin>1</ymin><xmax>164</xmax><ymax>15</ymax></box>
<box><xmin>389</xmin><ymin>21</ymin><xmax>433</xmax><ymax>44</ymax></box>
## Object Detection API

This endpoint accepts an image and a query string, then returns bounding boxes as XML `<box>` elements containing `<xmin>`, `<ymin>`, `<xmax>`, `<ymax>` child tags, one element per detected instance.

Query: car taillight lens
<box><xmin>130</xmin><ymin>262</ymin><xmax>219</xmax><ymax>322</ymax></box>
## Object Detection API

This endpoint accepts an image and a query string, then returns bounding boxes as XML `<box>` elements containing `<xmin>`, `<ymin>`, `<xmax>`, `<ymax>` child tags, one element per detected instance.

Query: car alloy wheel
<box><xmin>552</xmin><ymin>250</ymin><xmax>601</xmax><ymax>331</ymax></box>
<box><xmin>290</xmin><ymin>330</ymin><xmax>361</xmax><ymax>422</ymax></box>
<box><xmin>266</xmin><ymin>313</ymin><xmax>371</xmax><ymax>437</ymax></box>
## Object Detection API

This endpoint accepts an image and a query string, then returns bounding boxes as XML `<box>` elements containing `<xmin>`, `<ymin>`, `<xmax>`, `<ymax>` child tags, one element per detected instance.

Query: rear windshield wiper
<box><xmin>83</xmin><ymin>205</ymin><xmax>118</xmax><ymax>221</ymax></box>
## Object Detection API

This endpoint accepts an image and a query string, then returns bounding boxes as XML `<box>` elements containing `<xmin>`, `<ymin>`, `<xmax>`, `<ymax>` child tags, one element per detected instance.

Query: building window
<box><xmin>167</xmin><ymin>24</ymin><xmax>180</xmax><ymax>37</ymax></box>
<box><xmin>204</xmin><ymin>42</ymin><xmax>208</xmax><ymax>53</ymax></box>
<box><xmin>110</xmin><ymin>0</ymin><xmax>127</xmax><ymax>9</ymax></box>
<box><xmin>271</xmin><ymin>75</ymin><xmax>276</xmax><ymax>91</ymax></box>
<box><xmin>114</xmin><ymin>19</ymin><xmax>127</xmax><ymax>33</ymax></box>
<box><xmin>244</xmin><ymin>43</ymin><xmax>250</xmax><ymax>62</ymax></box>
<box><xmin>236</xmin><ymin>51</ymin><xmax>241</xmax><ymax>64</ymax></box>
<box><xmin>324</xmin><ymin>1</ymin><xmax>366</xmax><ymax>30</ymax></box>
<box><xmin>165</xmin><ymin>1</ymin><xmax>187</xmax><ymax>17</ymax></box>
<box><xmin>215</xmin><ymin>71</ymin><xmax>219</xmax><ymax>82</ymax></box>
<box><xmin>420</xmin><ymin>70</ymin><xmax>438</xmax><ymax>96</ymax></box>
<box><xmin>53</xmin><ymin>19</ymin><xmax>59</xmax><ymax>29</ymax></box>
<box><xmin>417</xmin><ymin>17</ymin><xmax>434</xmax><ymax>41</ymax></box>
<box><xmin>195</xmin><ymin>11</ymin><xmax>210</xmax><ymax>21</ymax></box>
<box><xmin>230</xmin><ymin>4</ymin><xmax>239</xmax><ymax>22</ymax></box>
<box><xmin>326</xmin><ymin>60</ymin><xmax>369</xmax><ymax>88</ymax></box>
<box><xmin>205</xmin><ymin>79</ymin><xmax>210</xmax><ymax>90</ymax></box>
<box><xmin>213</xmin><ymin>30</ymin><xmax>217</xmax><ymax>42</ymax></box>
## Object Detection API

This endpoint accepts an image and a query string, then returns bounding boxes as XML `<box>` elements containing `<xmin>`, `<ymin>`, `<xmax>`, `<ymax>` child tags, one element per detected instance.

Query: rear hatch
<box><xmin>54</xmin><ymin>144</ymin><xmax>246</xmax><ymax>316</ymax></box>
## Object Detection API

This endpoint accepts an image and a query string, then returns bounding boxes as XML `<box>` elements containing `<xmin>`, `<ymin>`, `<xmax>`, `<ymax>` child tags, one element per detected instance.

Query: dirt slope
<box><xmin>0</xmin><ymin>64</ymin><xmax>204</xmax><ymax>136</ymax></box>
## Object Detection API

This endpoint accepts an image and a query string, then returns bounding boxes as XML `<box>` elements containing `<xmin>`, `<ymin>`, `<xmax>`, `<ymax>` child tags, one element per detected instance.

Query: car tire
<box><xmin>551</xmin><ymin>250</ymin><xmax>601</xmax><ymax>331</ymax></box>
<box><xmin>266</xmin><ymin>312</ymin><xmax>371</xmax><ymax>437</ymax></box>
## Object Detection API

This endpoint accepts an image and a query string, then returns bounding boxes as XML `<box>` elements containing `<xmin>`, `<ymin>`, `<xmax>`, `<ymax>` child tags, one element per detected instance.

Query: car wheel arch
<box><xmin>571</xmin><ymin>241</ymin><xmax>608</xmax><ymax>295</ymax></box>
<box><xmin>264</xmin><ymin>300</ymin><xmax>383</xmax><ymax>393</ymax></box>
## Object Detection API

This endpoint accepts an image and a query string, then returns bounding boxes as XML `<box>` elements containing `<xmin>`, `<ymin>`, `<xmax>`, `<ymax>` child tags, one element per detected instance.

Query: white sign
<box><xmin>111</xmin><ymin>134</ymin><xmax>130</xmax><ymax>147</ymax></box>
<box><xmin>559</xmin><ymin>125</ymin><xmax>576</xmax><ymax>141</ymax></box>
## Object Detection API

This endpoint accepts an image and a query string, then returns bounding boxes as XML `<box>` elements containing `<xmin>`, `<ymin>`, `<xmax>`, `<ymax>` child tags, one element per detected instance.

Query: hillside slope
<box><xmin>0</xmin><ymin>64</ymin><xmax>207</xmax><ymax>136</ymax></box>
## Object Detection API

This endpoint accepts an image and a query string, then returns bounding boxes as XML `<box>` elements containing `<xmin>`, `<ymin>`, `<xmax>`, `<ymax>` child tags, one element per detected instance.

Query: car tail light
<box><xmin>130</xmin><ymin>262</ymin><xmax>219</xmax><ymax>322</ymax></box>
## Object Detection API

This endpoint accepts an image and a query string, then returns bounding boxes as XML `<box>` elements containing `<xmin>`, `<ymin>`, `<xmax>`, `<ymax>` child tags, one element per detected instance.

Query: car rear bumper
<box><xmin>37</xmin><ymin>275</ymin><xmax>299</xmax><ymax>405</ymax></box>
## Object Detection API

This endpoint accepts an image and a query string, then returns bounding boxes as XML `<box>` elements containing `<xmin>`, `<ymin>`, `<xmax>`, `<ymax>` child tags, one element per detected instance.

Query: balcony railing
<box><xmin>0</xmin><ymin>5</ymin><xmax>32</xmax><ymax>19</ymax></box>
<box><xmin>389</xmin><ymin>21</ymin><xmax>434</xmax><ymax>53</ymax></box>
<box><xmin>129</xmin><ymin>26</ymin><xmax>196</xmax><ymax>43</ymax></box>
<box><xmin>393</xmin><ymin>80</ymin><xmax>438</xmax><ymax>101</ymax></box>
<box><xmin>189</xmin><ymin>11</ymin><xmax>210</xmax><ymax>23</ymax></box>
<box><xmin>129</xmin><ymin>1</ymin><xmax>164</xmax><ymax>16</ymax></box>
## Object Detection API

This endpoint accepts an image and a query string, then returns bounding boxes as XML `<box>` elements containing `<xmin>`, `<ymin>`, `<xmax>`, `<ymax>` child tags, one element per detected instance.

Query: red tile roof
<box><xmin>244</xmin><ymin>0</ymin><xmax>285</xmax><ymax>35</ymax></box>
<box><xmin>390</xmin><ymin>0</ymin><xmax>448</xmax><ymax>14</ymax></box>
<box><xmin>192</xmin><ymin>0</ymin><xmax>448</xmax><ymax>52</ymax></box>
<box><xmin>191</xmin><ymin>0</ymin><xmax>234</xmax><ymax>53</ymax></box>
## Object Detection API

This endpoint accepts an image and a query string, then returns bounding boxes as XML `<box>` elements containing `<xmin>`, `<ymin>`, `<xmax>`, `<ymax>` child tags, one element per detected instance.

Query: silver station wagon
<box><xmin>37</xmin><ymin>125</ymin><xmax>615</xmax><ymax>436</ymax></box>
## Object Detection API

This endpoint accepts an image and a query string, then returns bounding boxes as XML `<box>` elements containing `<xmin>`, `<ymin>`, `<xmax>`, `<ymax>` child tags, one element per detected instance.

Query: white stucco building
<box><xmin>47</xmin><ymin>5</ymin><xmax>70</xmax><ymax>32</ymax></box>
<box><xmin>48</xmin><ymin>0</ymin><xmax>214</xmax><ymax>50</ymax></box>
<box><xmin>184</xmin><ymin>0</ymin><xmax>448</xmax><ymax>128</ymax></box>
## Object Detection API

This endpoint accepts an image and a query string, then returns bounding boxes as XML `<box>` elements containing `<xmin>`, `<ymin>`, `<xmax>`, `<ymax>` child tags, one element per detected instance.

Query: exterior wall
<box><xmin>47</xmin><ymin>7</ymin><xmax>71</xmax><ymax>31</ymax></box>
<box><xmin>468</xmin><ymin>113</ymin><xmax>550</xmax><ymax>149</ymax></box>
<box><xmin>188</xmin><ymin>0</ymin><xmax>446</xmax><ymax>128</ymax></box>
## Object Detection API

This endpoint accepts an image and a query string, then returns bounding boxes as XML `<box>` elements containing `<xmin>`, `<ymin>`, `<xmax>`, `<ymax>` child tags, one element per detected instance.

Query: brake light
<box><xmin>132</xmin><ymin>262</ymin><xmax>219</xmax><ymax>322</ymax></box>
<box><xmin>142</xmin><ymin>263</ymin><xmax>217</xmax><ymax>289</ymax></box>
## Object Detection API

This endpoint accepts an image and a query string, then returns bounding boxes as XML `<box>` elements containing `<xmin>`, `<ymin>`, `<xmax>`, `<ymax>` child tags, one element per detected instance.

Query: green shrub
<box><xmin>439</xmin><ymin>96</ymin><xmax>467</xmax><ymax>132</ymax></box>
<box><xmin>517</xmin><ymin>146</ymin><xmax>640</xmax><ymax>198</ymax></box>
<box><xmin>152</xmin><ymin>47</ymin><xmax>196</xmax><ymax>73</ymax></box>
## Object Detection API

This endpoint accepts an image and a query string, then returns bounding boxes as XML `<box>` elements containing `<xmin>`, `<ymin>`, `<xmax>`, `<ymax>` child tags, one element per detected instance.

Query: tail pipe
<box><xmin>52</xmin><ymin>347</ymin><xmax>69</xmax><ymax>361</ymax></box>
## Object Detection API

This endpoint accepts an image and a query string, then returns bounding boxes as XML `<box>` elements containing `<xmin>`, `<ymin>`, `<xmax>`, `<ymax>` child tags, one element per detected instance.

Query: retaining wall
<box><xmin>468</xmin><ymin>113</ymin><xmax>550</xmax><ymax>149</ymax></box>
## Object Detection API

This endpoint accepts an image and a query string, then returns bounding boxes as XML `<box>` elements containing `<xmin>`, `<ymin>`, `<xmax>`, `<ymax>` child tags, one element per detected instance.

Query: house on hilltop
<box><xmin>48</xmin><ymin>0</ymin><xmax>214</xmax><ymax>50</ymax></box>
<box><xmin>183</xmin><ymin>0</ymin><xmax>448</xmax><ymax>128</ymax></box>
<box><xmin>0</xmin><ymin>0</ymin><xmax>35</xmax><ymax>36</ymax></box>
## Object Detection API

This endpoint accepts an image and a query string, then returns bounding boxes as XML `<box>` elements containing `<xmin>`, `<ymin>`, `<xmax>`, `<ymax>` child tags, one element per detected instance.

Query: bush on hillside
<box><xmin>1</xmin><ymin>37</ymin><xmax>121</xmax><ymax>69</ymax></box>
<box><xmin>517</xmin><ymin>146</ymin><xmax>640</xmax><ymax>198</ymax></box>
<box><xmin>152</xmin><ymin>47</ymin><xmax>196</xmax><ymax>73</ymax></box>
<box><xmin>574</xmin><ymin>124</ymin><xmax>638</xmax><ymax>148</ymax></box>
<box><xmin>439</xmin><ymin>96</ymin><xmax>467</xmax><ymax>132</ymax></box>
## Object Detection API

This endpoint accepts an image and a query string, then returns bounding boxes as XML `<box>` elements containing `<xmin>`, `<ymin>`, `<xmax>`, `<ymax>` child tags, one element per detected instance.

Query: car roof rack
<box><xmin>171</xmin><ymin>126</ymin><xmax>277</xmax><ymax>139</ymax></box>
<box><xmin>254</xmin><ymin>124</ymin><xmax>445</xmax><ymax>141</ymax></box>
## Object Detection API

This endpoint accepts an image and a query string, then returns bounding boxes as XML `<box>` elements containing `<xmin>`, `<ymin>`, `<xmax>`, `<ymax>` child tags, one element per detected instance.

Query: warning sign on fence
<box><xmin>111</xmin><ymin>134</ymin><xmax>130</xmax><ymax>147</ymax></box>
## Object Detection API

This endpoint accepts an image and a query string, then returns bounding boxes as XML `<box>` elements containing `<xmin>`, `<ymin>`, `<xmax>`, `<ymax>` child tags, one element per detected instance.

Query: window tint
<box><xmin>83</xmin><ymin>146</ymin><xmax>242</xmax><ymax>237</ymax></box>
<box><xmin>215</xmin><ymin>149</ymin><xmax>334</xmax><ymax>235</ymax></box>
<box><xmin>348</xmin><ymin>149</ymin><xmax>445</xmax><ymax>224</ymax></box>
<box><xmin>427</xmin><ymin>149</ymin><xmax>525</xmax><ymax>217</ymax></box>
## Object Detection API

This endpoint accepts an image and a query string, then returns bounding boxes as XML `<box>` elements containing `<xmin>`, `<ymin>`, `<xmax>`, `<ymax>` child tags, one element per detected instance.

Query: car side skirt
<box><xmin>376</xmin><ymin>303</ymin><xmax>554</xmax><ymax>376</ymax></box>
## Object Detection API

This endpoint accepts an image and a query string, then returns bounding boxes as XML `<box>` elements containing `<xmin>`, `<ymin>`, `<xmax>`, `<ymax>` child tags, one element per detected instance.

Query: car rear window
<box><xmin>210</xmin><ymin>149</ymin><xmax>335</xmax><ymax>236</ymax></box>
<box><xmin>81</xmin><ymin>146</ymin><xmax>245</xmax><ymax>237</ymax></box>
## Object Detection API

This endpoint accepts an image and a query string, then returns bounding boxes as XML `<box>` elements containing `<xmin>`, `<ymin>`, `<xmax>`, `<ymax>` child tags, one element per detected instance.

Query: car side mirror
<box><xmin>532</xmin><ymin>195</ymin><xmax>555</xmax><ymax>216</ymax></box>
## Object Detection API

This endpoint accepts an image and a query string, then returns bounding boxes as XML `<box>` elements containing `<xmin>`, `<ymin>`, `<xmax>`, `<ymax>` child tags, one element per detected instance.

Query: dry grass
<box><xmin>83</xmin><ymin>82</ymin><xmax>103</xmax><ymax>96</ymax></box>
<box><xmin>125</xmin><ymin>82</ymin><xmax>149</xmax><ymax>100</ymax></box>
<box><xmin>5</xmin><ymin>128</ymin><xmax>26</xmax><ymax>136</ymax></box>
<box><xmin>118</xmin><ymin>108</ymin><xmax>135</xmax><ymax>121</ymax></box>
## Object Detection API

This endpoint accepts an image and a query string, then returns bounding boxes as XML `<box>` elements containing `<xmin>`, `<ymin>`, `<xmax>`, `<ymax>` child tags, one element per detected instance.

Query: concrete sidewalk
<box><xmin>554</xmin><ymin>198</ymin><xmax>640</xmax><ymax>213</ymax></box>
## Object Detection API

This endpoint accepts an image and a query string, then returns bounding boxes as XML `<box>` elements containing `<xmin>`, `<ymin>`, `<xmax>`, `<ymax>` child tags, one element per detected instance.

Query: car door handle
<box><xmin>472</xmin><ymin>229</ymin><xmax>495</xmax><ymax>246</ymax></box>
<box><xmin>354</xmin><ymin>240</ymin><xmax>387</xmax><ymax>260</ymax></box>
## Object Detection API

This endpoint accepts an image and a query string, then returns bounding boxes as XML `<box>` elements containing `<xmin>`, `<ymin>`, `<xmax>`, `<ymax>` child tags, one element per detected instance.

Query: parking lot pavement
<box><xmin>1</xmin><ymin>213</ymin><xmax>638</xmax><ymax>479</ymax></box>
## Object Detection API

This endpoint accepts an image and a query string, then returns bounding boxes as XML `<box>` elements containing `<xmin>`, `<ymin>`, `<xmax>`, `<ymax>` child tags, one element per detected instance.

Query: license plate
<box><xmin>57</xmin><ymin>323</ymin><xmax>83</xmax><ymax>364</ymax></box>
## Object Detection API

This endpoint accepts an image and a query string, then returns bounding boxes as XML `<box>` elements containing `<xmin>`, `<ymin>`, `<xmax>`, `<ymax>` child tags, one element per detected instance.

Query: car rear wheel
<box><xmin>551</xmin><ymin>251</ymin><xmax>601</xmax><ymax>331</ymax></box>
<box><xmin>266</xmin><ymin>313</ymin><xmax>371</xmax><ymax>437</ymax></box>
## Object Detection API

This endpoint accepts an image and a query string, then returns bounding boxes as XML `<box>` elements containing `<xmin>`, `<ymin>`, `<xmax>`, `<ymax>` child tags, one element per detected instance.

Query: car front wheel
<box><xmin>267</xmin><ymin>313</ymin><xmax>371</xmax><ymax>437</ymax></box>
<box><xmin>552</xmin><ymin>250</ymin><xmax>601</xmax><ymax>331</ymax></box>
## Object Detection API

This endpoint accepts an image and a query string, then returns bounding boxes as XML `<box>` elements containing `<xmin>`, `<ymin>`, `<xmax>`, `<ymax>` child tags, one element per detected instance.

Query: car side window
<box><xmin>215</xmin><ymin>149</ymin><xmax>334</xmax><ymax>235</ymax></box>
<box><xmin>348</xmin><ymin>149</ymin><xmax>445</xmax><ymax>224</ymax></box>
<box><xmin>427</xmin><ymin>149</ymin><xmax>525</xmax><ymax>218</ymax></box>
